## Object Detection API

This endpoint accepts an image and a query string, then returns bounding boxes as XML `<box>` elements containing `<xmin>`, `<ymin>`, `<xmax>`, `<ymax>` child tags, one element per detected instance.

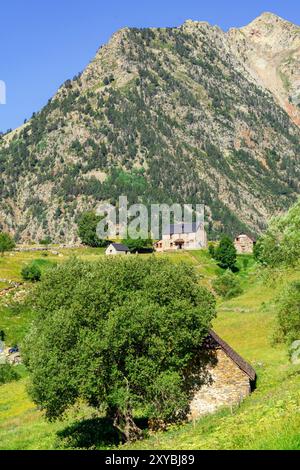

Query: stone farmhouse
<box><xmin>190</xmin><ymin>329</ymin><xmax>256</xmax><ymax>419</ymax></box>
<box><xmin>105</xmin><ymin>243</ymin><xmax>130</xmax><ymax>256</ymax></box>
<box><xmin>234</xmin><ymin>234</ymin><xmax>256</xmax><ymax>254</ymax></box>
<box><xmin>155</xmin><ymin>222</ymin><xmax>207</xmax><ymax>252</ymax></box>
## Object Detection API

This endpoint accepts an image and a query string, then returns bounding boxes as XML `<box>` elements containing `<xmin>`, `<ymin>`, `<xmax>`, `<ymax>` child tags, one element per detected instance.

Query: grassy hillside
<box><xmin>0</xmin><ymin>248</ymin><xmax>300</xmax><ymax>450</ymax></box>
<box><xmin>127</xmin><ymin>267</ymin><xmax>300</xmax><ymax>450</ymax></box>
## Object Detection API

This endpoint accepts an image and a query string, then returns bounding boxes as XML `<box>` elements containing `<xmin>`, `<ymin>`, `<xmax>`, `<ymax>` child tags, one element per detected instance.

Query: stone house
<box><xmin>105</xmin><ymin>243</ymin><xmax>130</xmax><ymax>256</ymax></box>
<box><xmin>155</xmin><ymin>222</ymin><xmax>207</xmax><ymax>252</ymax></box>
<box><xmin>190</xmin><ymin>329</ymin><xmax>256</xmax><ymax>420</ymax></box>
<box><xmin>234</xmin><ymin>234</ymin><xmax>256</xmax><ymax>254</ymax></box>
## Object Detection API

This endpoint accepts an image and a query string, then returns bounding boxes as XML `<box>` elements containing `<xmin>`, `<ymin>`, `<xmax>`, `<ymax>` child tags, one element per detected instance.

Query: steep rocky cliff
<box><xmin>230</xmin><ymin>12</ymin><xmax>300</xmax><ymax>126</ymax></box>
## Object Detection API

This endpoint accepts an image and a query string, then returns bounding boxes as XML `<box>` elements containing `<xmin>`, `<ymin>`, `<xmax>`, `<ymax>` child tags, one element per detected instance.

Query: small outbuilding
<box><xmin>234</xmin><ymin>234</ymin><xmax>256</xmax><ymax>254</ymax></box>
<box><xmin>190</xmin><ymin>329</ymin><xmax>256</xmax><ymax>420</ymax></box>
<box><xmin>105</xmin><ymin>243</ymin><xmax>130</xmax><ymax>256</ymax></box>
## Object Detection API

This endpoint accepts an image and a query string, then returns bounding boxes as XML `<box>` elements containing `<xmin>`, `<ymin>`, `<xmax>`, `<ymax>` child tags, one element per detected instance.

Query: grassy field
<box><xmin>126</xmin><ymin>267</ymin><xmax>300</xmax><ymax>450</ymax></box>
<box><xmin>0</xmin><ymin>247</ymin><xmax>106</xmax><ymax>282</ymax></box>
<box><xmin>0</xmin><ymin>248</ymin><xmax>300</xmax><ymax>450</ymax></box>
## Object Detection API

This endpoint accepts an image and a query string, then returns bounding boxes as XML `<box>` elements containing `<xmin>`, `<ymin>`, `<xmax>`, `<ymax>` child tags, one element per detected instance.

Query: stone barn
<box><xmin>234</xmin><ymin>234</ymin><xmax>256</xmax><ymax>254</ymax></box>
<box><xmin>190</xmin><ymin>329</ymin><xmax>256</xmax><ymax>420</ymax></box>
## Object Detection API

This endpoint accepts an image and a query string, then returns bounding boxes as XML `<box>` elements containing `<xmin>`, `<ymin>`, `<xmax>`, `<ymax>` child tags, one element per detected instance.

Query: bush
<box><xmin>212</xmin><ymin>271</ymin><xmax>243</xmax><ymax>299</ymax></box>
<box><xmin>214</xmin><ymin>236</ymin><xmax>237</xmax><ymax>271</ymax></box>
<box><xmin>23</xmin><ymin>257</ymin><xmax>216</xmax><ymax>442</ymax></box>
<box><xmin>274</xmin><ymin>281</ymin><xmax>300</xmax><ymax>346</ymax></box>
<box><xmin>21</xmin><ymin>262</ymin><xmax>42</xmax><ymax>282</ymax></box>
<box><xmin>39</xmin><ymin>237</ymin><xmax>52</xmax><ymax>246</ymax></box>
<box><xmin>0</xmin><ymin>364</ymin><xmax>19</xmax><ymax>385</ymax></box>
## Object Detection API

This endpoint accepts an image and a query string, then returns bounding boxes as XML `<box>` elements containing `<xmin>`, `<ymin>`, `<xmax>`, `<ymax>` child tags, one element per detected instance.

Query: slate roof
<box><xmin>110</xmin><ymin>243</ymin><xmax>129</xmax><ymax>252</ymax></box>
<box><xmin>163</xmin><ymin>222</ymin><xmax>201</xmax><ymax>236</ymax></box>
<box><xmin>207</xmin><ymin>329</ymin><xmax>256</xmax><ymax>381</ymax></box>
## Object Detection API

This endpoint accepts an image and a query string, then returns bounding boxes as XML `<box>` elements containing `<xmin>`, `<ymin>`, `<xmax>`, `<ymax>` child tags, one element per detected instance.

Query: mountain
<box><xmin>0</xmin><ymin>12</ymin><xmax>300</xmax><ymax>243</ymax></box>
<box><xmin>229</xmin><ymin>12</ymin><xmax>300</xmax><ymax>126</ymax></box>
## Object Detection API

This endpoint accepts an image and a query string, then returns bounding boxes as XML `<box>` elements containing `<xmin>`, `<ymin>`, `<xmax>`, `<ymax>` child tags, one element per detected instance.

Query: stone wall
<box><xmin>13</xmin><ymin>243</ymin><xmax>82</xmax><ymax>253</ymax></box>
<box><xmin>189</xmin><ymin>349</ymin><xmax>251</xmax><ymax>420</ymax></box>
<box><xmin>234</xmin><ymin>235</ymin><xmax>254</xmax><ymax>254</ymax></box>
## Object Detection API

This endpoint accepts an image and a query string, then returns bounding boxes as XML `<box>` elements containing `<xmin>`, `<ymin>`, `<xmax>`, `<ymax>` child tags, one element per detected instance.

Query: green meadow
<box><xmin>0</xmin><ymin>248</ymin><xmax>300</xmax><ymax>450</ymax></box>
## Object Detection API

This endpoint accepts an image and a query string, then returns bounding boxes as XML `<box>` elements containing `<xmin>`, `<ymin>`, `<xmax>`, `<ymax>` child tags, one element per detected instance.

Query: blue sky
<box><xmin>0</xmin><ymin>0</ymin><xmax>299</xmax><ymax>132</ymax></box>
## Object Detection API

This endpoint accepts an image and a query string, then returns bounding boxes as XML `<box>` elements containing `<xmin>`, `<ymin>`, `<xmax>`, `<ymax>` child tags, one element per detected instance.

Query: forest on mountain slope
<box><xmin>0</xmin><ymin>17</ymin><xmax>300</xmax><ymax>242</ymax></box>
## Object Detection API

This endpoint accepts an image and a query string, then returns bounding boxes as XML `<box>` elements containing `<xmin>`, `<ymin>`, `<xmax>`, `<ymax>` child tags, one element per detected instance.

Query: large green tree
<box><xmin>23</xmin><ymin>257</ymin><xmax>215</xmax><ymax>442</ymax></box>
<box><xmin>214</xmin><ymin>236</ymin><xmax>237</xmax><ymax>271</ymax></box>
<box><xmin>122</xmin><ymin>236</ymin><xmax>153</xmax><ymax>253</ymax></box>
<box><xmin>77</xmin><ymin>211</ymin><xmax>108</xmax><ymax>247</ymax></box>
<box><xmin>0</xmin><ymin>232</ymin><xmax>15</xmax><ymax>256</ymax></box>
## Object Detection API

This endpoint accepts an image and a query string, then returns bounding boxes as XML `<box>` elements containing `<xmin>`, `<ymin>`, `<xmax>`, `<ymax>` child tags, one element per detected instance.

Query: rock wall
<box><xmin>189</xmin><ymin>349</ymin><xmax>251</xmax><ymax>420</ymax></box>
<box><xmin>234</xmin><ymin>235</ymin><xmax>254</xmax><ymax>254</ymax></box>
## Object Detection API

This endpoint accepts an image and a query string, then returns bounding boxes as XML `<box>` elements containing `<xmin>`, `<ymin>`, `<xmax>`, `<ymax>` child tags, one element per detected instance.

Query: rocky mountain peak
<box><xmin>229</xmin><ymin>12</ymin><xmax>300</xmax><ymax>126</ymax></box>
<box><xmin>247</xmin><ymin>11</ymin><xmax>287</xmax><ymax>25</ymax></box>
<box><xmin>241</xmin><ymin>11</ymin><xmax>300</xmax><ymax>48</ymax></box>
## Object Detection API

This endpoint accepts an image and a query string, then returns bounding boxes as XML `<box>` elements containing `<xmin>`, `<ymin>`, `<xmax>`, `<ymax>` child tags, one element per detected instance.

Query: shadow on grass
<box><xmin>57</xmin><ymin>416</ymin><xmax>148</xmax><ymax>449</ymax></box>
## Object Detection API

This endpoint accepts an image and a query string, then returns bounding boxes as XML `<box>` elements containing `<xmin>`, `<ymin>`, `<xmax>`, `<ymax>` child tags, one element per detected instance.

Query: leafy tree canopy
<box><xmin>23</xmin><ymin>257</ymin><xmax>216</xmax><ymax>442</ymax></box>
<box><xmin>0</xmin><ymin>232</ymin><xmax>15</xmax><ymax>256</ymax></box>
<box><xmin>214</xmin><ymin>236</ymin><xmax>237</xmax><ymax>271</ymax></box>
<box><xmin>122</xmin><ymin>236</ymin><xmax>153</xmax><ymax>253</ymax></box>
<box><xmin>255</xmin><ymin>200</ymin><xmax>300</xmax><ymax>267</ymax></box>
<box><xmin>0</xmin><ymin>364</ymin><xmax>20</xmax><ymax>385</ymax></box>
<box><xmin>78</xmin><ymin>211</ymin><xmax>108</xmax><ymax>248</ymax></box>
<box><xmin>274</xmin><ymin>281</ymin><xmax>300</xmax><ymax>347</ymax></box>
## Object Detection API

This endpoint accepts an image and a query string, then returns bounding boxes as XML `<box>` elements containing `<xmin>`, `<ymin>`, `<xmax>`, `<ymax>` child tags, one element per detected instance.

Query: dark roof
<box><xmin>163</xmin><ymin>222</ymin><xmax>201</xmax><ymax>236</ymax></box>
<box><xmin>207</xmin><ymin>329</ymin><xmax>256</xmax><ymax>381</ymax></box>
<box><xmin>110</xmin><ymin>243</ymin><xmax>129</xmax><ymax>252</ymax></box>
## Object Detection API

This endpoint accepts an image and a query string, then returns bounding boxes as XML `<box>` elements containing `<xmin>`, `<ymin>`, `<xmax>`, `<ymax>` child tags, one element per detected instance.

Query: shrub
<box><xmin>274</xmin><ymin>281</ymin><xmax>300</xmax><ymax>346</ymax></box>
<box><xmin>0</xmin><ymin>364</ymin><xmax>19</xmax><ymax>385</ymax></box>
<box><xmin>212</xmin><ymin>271</ymin><xmax>243</xmax><ymax>299</ymax></box>
<box><xmin>21</xmin><ymin>262</ymin><xmax>42</xmax><ymax>282</ymax></box>
<box><xmin>214</xmin><ymin>236</ymin><xmax>237</xmax><ymax>271</ymax></box>
<box><xmin>255</xmin><ymin>200</ymin><xmax>300</xmax><ymax>267</ymax></box>
<box><xmin>39</xmin><ymin>237</ymin><xmax>52</xmax><ymax>246</ymax></box>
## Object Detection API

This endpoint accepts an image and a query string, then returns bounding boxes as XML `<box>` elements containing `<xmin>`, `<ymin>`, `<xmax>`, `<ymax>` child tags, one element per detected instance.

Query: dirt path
<box><xmin>0</xmin><ymin>279</ymin><xmax>23</xmax><ymax>297</ymax></box>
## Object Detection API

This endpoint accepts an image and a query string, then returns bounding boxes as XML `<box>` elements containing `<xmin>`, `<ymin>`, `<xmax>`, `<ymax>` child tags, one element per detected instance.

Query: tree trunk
<box><xmin>113</xmin><ymin>408</ymin><xmax>143</xmax><ymax>443</ymax></box>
